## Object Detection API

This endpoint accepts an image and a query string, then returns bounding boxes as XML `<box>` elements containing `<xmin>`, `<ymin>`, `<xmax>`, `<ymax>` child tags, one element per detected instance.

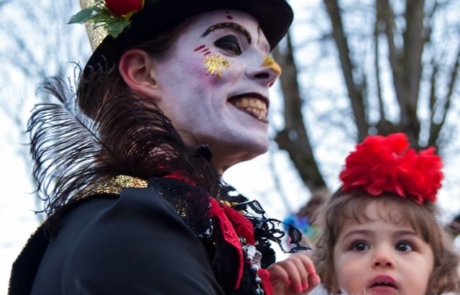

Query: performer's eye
<box><xmin>214</xmin><ymin>35</ymin><xmax>242</xmax><ymax>55</ymax></box>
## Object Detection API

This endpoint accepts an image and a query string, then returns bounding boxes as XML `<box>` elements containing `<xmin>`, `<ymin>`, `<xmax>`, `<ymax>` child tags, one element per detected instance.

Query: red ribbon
<box><xmin>222</xmin><ymin>205</ymin><xmax>256</xmax><ymax>245</ymax></box>
<box><xmin>209</xmin><ymin>198</ymin><xmax>245</xmax><ymax>289</ymax></box>
<box><xmin>259</xmin><ymin>269</ymin><xmax>273</xmax><ymax>295</ymax></box>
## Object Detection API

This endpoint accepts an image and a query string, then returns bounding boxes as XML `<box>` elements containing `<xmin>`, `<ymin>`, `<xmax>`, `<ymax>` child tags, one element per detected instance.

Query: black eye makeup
<box><xmin>214</xmin><ymin>35</ymin><xmax>242</xmax><ymax>55</ymax></box>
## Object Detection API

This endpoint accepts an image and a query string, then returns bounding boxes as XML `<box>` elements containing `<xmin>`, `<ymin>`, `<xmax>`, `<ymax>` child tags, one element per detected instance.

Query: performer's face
<box><xmin>152</xmin><ymin>10</ymin><xmax>281</xmax><ymax>172</ymax></box>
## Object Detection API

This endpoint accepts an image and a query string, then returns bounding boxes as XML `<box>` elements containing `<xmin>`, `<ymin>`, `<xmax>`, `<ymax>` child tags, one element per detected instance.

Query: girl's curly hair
<box><xmin>313</xmin><ymin>190</ymin><xmax>460</xmax><ymax>295</ymax></box>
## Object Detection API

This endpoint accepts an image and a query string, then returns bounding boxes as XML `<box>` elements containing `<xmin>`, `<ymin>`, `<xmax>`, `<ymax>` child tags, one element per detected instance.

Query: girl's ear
<box><xmin>119</xmin><ymin>49</ymin><xmax>161</xmax><ymax>100</ymax></box>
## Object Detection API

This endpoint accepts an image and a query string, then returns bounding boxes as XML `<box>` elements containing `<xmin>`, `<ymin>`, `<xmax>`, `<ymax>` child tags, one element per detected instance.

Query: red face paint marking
<box><xmin>226</xmin><ymin>11</ymin><xmax>234</xmax><ymax>20</ymax></box>
<box><xmin>269</xmin><ymin>81</ymin><xmax>275</xmax><ymax>87</ymax></box>
<box><xmin>194</xmin><ymin>45</ymin><xmax>212</xmax><ymax>56</ymax></box>
<box><xmin>194</xmin><ymin>45</ymin><xmax>206</xmax><ymax>52</ymax></box>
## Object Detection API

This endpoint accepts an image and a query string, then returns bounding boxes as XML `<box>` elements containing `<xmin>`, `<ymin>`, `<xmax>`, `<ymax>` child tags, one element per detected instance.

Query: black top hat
<box><xmin>82</xmin><ymin>0</ymin><xmax>293</xmax><ymax>74</ymax></box>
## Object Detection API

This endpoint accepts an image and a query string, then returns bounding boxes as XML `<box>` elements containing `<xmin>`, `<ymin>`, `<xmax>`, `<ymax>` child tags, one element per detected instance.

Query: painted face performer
<box><xmin>9</xmin><ymin>0</ymin><xmax>321</xmax><ymax>295</ymax></box>
<box><xmin>313</xmin><ymin>133</ymin><xmax>460</xmax><ymax>295</ymax></box>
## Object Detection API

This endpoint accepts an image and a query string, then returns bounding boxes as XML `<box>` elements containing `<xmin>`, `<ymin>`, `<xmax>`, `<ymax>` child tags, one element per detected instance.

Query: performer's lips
<box><xmin>228</xmin><ymin>93</ymin><xmax>269</xmax><ymax>122</ymax></box>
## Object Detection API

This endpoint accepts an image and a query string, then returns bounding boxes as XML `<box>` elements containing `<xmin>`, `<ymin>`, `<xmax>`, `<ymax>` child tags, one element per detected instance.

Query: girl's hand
<box><xmin>267</xmin><ymin>253</ymin><xmax>320</xmax><ymax>295</ymax></box>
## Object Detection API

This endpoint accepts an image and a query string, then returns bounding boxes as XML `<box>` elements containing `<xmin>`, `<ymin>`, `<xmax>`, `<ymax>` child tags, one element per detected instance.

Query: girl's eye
<box><xmin>395</xmin><ymin>242</ymin><xmax>413</xmax><ymax>252</ymax></box>
<box><xmin>214</xmin><ymin>35</ymin><xmax>242</xmax><ymax>55</ymax></box>
<box><xmin>351</xmin><ymin>241</ymin><xmax>369</xmax><ymax>251</ymax></box>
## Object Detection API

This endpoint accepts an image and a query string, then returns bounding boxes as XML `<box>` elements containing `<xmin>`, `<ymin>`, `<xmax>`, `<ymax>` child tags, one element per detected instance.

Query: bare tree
<box><xmin>0</xmin><ymin>0</ymin><xmax>90</xmax><ymax>221</ymax></box>
<box><xmin>273</xmin><ymin>0</ymin><xmax>460</xmax><ymax>201</ymax></box>
<box><xmin>2</xmin><ymin>0</ymin><xmax>459</xmax><ymax>223</ymax></box>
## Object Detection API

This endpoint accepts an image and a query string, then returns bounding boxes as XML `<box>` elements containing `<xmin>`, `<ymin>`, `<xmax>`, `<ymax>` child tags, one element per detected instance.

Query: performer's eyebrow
<box><xmin>201</xmin><ymin>22</ymin><xmax>252</xmax><ymax>44</ymax></box>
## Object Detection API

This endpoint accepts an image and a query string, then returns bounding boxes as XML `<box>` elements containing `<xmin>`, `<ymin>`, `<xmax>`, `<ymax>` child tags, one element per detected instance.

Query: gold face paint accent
<box><xmin>261</xmin><ymin>56</ymin><xmax>282</xmax><ymax>76</ymax></box>
<box><xmin>204</xmin><ymin>55</ymin><xmax>231</xmax><ymax>77</ymax></box>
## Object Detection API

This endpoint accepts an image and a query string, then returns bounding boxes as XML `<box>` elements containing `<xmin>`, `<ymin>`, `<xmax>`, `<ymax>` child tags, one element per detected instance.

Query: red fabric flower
<box><xmin>209</xmin><ymin>199</ymin><xmax>245</xmax><ymax>289</ymax></box>
<box><xmin>105</xmin><ymin>0</ymin><xmax>145</xmax><ymax>19</ymax></box>
<box><xmin>339</xmin><ymin>133</ymin><xmax>443</xmax><ymax>204</ymax></box>
<box><xmin>166</xmin><ymin>172</ymin><xmax>258</xmax><ymax>291</ymax></box>
<box><xmin>223</xmin><ymin>205</ymin><xmax>256</xmax><ymax>245</ymax></box>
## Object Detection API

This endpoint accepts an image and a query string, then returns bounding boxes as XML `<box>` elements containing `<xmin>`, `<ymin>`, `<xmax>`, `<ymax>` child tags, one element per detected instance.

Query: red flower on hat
<box><xmin>105</xmin><ymin>0</ymin><xmax>145</xmax><ymax>20</ymax></box>
<box><xmin>69</xmin><ymin>0</ymin><xmax>152</xmax><ymax>38</ymax></box>
<box><xmin>339</xmin><ymin>133</ymin><xmax>443</xmax><ymax>204</ymax></box>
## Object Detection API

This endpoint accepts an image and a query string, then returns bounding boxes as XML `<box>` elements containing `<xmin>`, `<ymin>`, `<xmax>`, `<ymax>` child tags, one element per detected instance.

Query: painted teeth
<box><xmin>233</xmin><ymin>98</ymin><xmax>267</xmax><ymax>111</ymax></box>
<box><xmin>232</xmin><ymin>98</ymin><xmax>267</xmax><ymax>120</ymax></box>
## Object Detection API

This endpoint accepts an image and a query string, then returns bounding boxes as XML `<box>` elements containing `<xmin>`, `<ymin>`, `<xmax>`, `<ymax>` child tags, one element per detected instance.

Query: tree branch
<box><xmin>428</xmin><ymin>42</ymin><xmax>460</xmax><ymax>147</ymax></box>
<box><xmin>427</xmin><ymin>60</ymin><xmax>440</xmax><ymax>147</ymax></box>
<box><xmin>379</xmin><ymin>0</ymin><xmax>405</xmax><ymax>113</ymax></box>
<box><xmin>372</xmin><ymin>1</ymin><xmax>398</xmax><ymax>135</ymax></box>
<box><xmin>323</xmin><ymin>0</ymin><xmax>368</xmax><ymax>141</ymax></box>
<box><xmin>403</xmin><ymin>0</ymin><xmax>425</xmax><ymax>107</ymax></box>
<box><xmin>374</xmin><ymin>3</ymin><xmax>386</xmax><ymax>123</ymax></box>
<box><xmin>399</xmin><ymin>0</ymin><xmax>425</xmax><ymax>146</ymax></box>
<box><xmin>273</xmin><ymin>33</ymin><xmax>327</xmax><ymax>193</ymax></box>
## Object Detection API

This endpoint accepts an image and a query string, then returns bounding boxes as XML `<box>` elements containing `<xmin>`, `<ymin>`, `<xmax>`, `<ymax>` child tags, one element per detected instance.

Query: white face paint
<box><xmin>152</xmin><ymin>10</ymin><xmax>280</xmax><ymax>172</ymax></box>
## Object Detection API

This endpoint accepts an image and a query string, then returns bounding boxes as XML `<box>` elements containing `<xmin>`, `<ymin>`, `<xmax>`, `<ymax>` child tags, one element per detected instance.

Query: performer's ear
<box><xmin>119</xmin><ymin>49</ymin><xmax>161</xmax><ymax>100</ymax></box>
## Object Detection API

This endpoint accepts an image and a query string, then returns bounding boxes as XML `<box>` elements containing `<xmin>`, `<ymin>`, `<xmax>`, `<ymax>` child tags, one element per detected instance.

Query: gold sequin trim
<box><xmin>83</xmin><ymin>175</ymin><xmax>148</xmax><ymax>197</ymax></box>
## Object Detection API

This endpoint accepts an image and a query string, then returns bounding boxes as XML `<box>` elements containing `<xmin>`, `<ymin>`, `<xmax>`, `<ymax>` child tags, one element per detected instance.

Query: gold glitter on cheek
<box><xmin>261</xmin><ymin>56</ymin><xmax>282</xmax><ymax>76</ymax></box>
<box><xmin>204</xmin><ymin>55</ymin><xmax>231</xmax><ymax>78</ymax></box>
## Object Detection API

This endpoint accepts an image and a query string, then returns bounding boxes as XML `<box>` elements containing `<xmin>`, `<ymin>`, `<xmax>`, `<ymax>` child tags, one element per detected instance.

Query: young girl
<box><xmin>313</xmin><ymin>133</ymin><xmax>460</xmax><ymax>295</ymax></box>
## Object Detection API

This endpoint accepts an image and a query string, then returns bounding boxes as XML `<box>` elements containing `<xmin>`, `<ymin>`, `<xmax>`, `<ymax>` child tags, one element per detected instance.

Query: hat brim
<box><xmin>84</xmin><ymin>0</ymin><xmax>293</xmax><ymax>75</ymax></box>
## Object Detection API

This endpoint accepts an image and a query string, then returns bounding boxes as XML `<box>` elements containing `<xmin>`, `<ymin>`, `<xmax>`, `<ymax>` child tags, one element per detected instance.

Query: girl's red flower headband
<box><xmin>69</xmin><ymin>0</ymin><xmax>154</xmax><ymax>38</ymax></box>
<box><xmin>339</xmin><ymin>133</ymin><xmax>443</xmax><ymax>204</ymax></box>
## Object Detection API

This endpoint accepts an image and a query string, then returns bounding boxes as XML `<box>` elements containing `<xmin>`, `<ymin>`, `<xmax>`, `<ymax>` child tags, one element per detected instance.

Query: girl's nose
<box><xmin>371</xmin><ymin>247</ymin><xmax>395</xmax><ymax>268</ymax></box>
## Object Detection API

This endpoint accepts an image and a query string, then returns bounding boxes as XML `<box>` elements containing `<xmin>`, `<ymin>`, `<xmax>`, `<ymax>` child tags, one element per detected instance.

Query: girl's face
<box><xmin>333</xmin><ymin>201</ymin><xmax>434</xmax><ymax>295</ymax></box>
<box><xmin>152</xmin><ymin>10</ymin><xmax>280</xmax><ymax>172</ymax></box>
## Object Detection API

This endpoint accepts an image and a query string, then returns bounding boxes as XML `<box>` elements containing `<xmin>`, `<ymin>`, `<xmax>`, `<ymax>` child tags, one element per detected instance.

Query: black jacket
<box><xmin>10</xmin><ymin>187</ymin><xmax>224</xmax><ymax>295</ymax></box>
